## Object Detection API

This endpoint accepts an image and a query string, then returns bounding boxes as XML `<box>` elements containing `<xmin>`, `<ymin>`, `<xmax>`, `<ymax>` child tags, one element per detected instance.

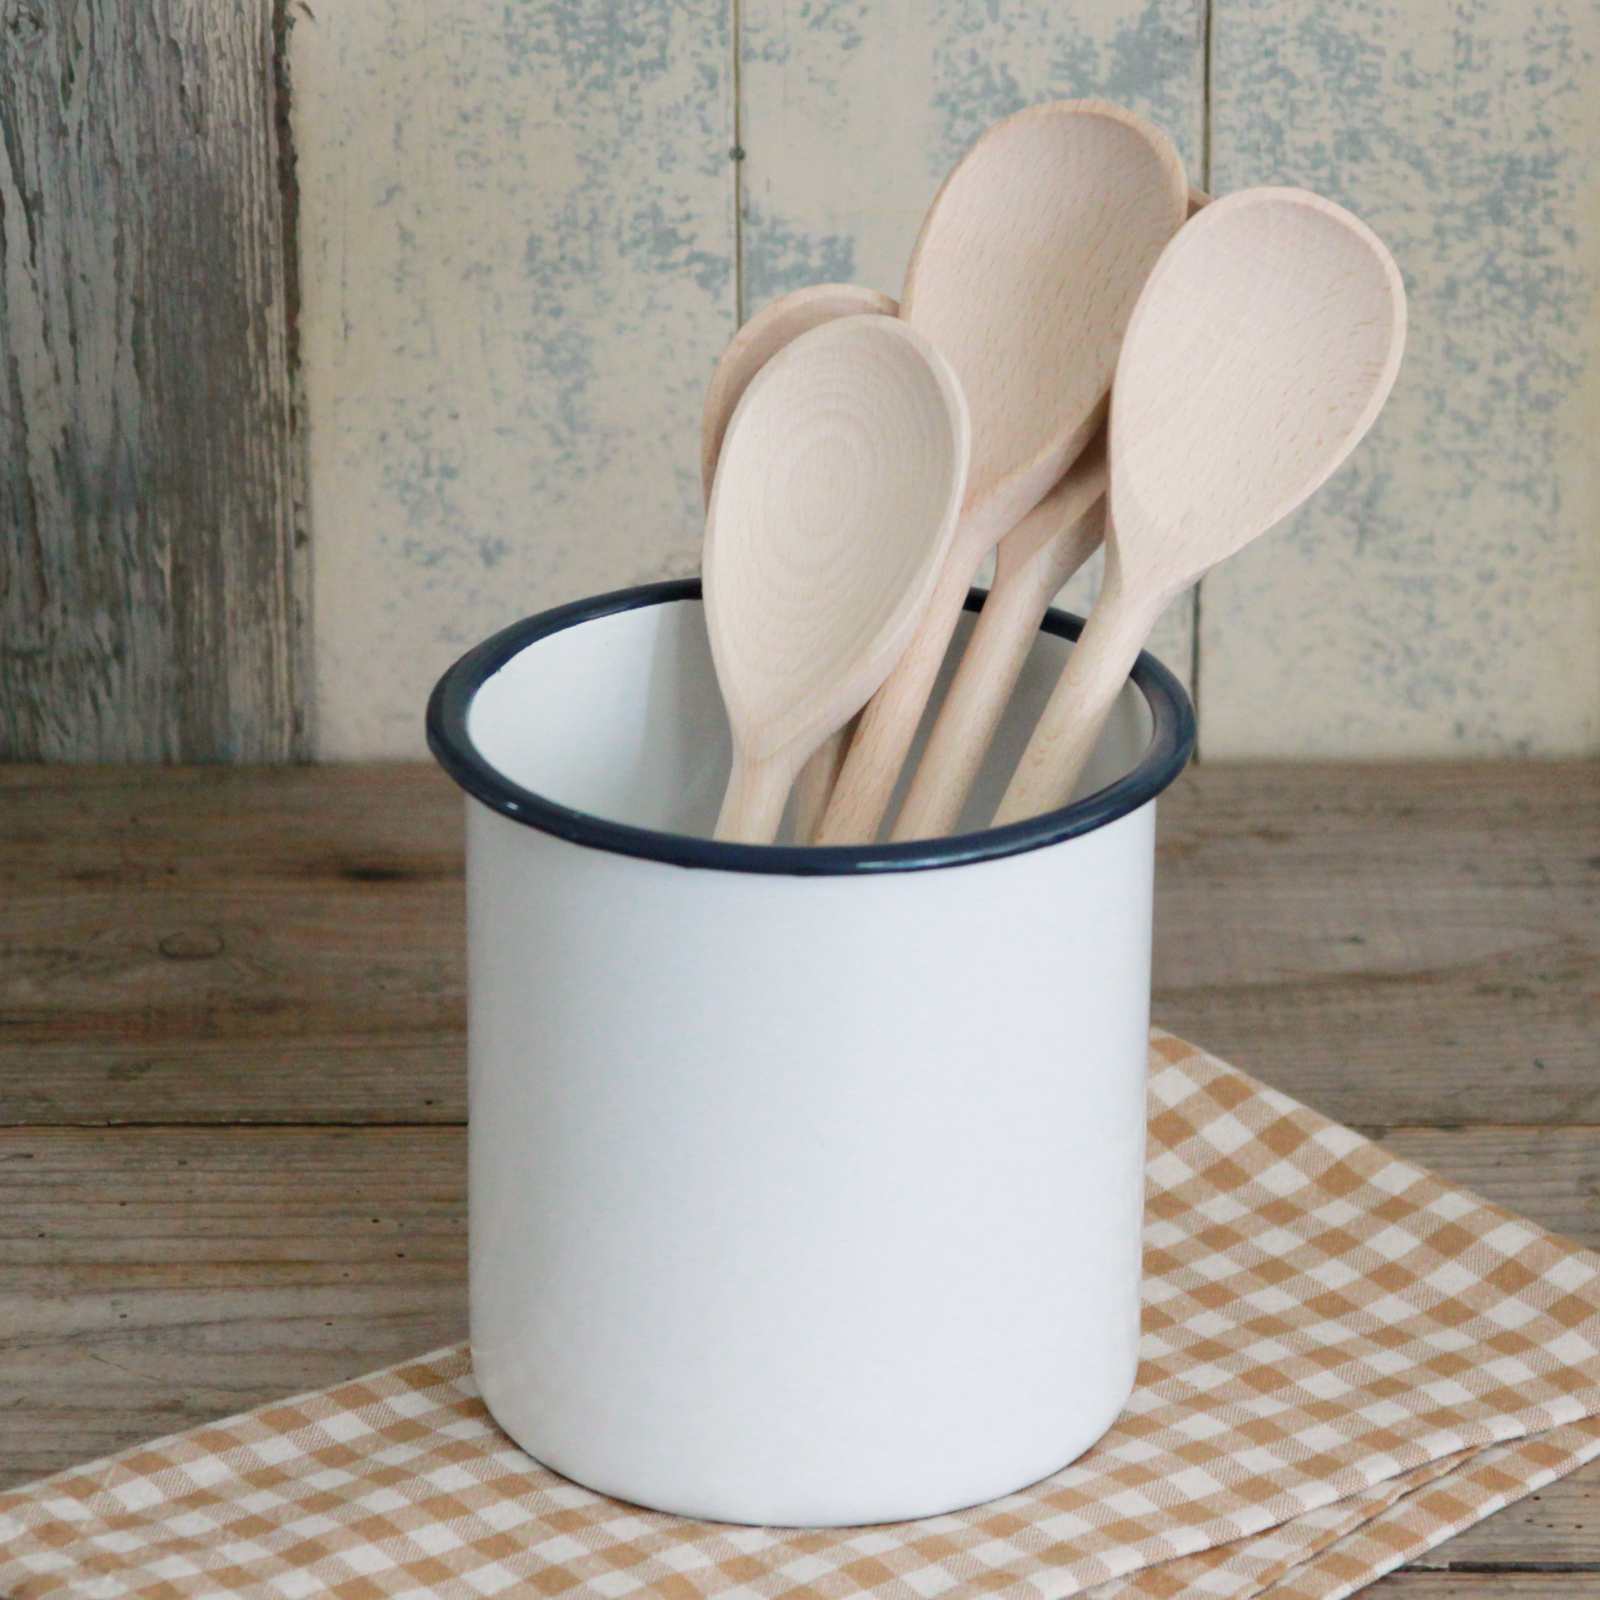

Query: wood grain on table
<box><xmin>2</xmin><ymin>762</ymin><xmax>1596</xmax><ymax>1592</ymax></box>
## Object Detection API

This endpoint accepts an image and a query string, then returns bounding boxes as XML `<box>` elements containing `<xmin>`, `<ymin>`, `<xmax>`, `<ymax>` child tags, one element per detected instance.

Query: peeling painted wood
<box><xmin>737</xmin><ymin>0</ymin><xmax>1208</xmax><ymax>698</ymax></box>
<box><xmin>1203</xmin><ymin>0</ymin><xmax>1600</xmax><ymax>758</ymax></box>
<box><xmin>290</xmin><ymin>2</ymin><xmax>1599</xmax><ymax>761</ymax></box>
<box><xmin>289</xmin><ymin>0</ymin><xmax>736</xmax><ymax>757</ymax></box>
<box><xmin>0</xmin><ymin>0</ymin><xmax>306</xmax><ymax>760</ymax></box>
<box><xmin>0</xmin><ymin>1124</ymin><xmax>467</xmax><ymax>1487</ymax></box>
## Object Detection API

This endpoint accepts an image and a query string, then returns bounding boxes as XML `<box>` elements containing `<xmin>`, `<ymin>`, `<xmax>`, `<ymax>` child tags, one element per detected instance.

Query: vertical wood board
<box><xmin>737</xmin><ymin>0</ymin><xmax>1209</xmax><ymax>697</ymax></box>
<box><xmin>291</xmin><ymin>0</ymin><xmax>736</xmax><ymax>757</ymax></box>
<box><xmin>0</xmin><ymin>0</ymin><xmax>305</xmax><ymax>760</ymax></box>
<box><xmin>1203</xmin><ymin>0</ymin><xmax>1600</xmax><ymax>757</ymax></box>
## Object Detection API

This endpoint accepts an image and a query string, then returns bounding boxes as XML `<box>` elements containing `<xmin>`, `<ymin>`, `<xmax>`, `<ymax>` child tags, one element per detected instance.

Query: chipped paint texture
<box><xmin>293</xmin><ymin>0</ymin><xmax>734</xmax><ymax>756</ymax></box>
<box><xmin>1204</xmin><ymin>0</ymin><xmax>1600</xmax><ymax>757</ymax></box>
<box><xmin>740</xmin><ymin>0</ymin><xmax>1207</xmax><ymax>696</ymax></box>
<box><xmin>297</xmin><ymin>0</ymin><xmax>1598</xmax><ymax>758</ymax></box>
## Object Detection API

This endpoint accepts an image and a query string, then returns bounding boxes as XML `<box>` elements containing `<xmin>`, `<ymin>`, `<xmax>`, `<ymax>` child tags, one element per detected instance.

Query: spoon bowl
<box><xmin>1111</xmin><ymin>187</ymin><xmax>1406</xmax><ymax>589</ymax></box>
<box><xmin>906</xmin><ymin>101</ymin><xmax>1188</xmax><ymax>518</ymax></box>
<box><xmin>893</xmin><ymin>190</ymin><xmax>1211</xmax><ymax>842</ymax></box>
<box><xmin>816</xmin><ymin>100</ymin><xmax>1187</xmax><ymax>844</ymax></box>
<box><xmin>995</xmin><ymin>187</ymin><xmax>1406</xmax><ymax>824</ymax></box>
<box><xmin>705</xmin><ymin>315</ymin><xmax>969</xmax><ymax>843</ymax></box>
<box><xmin>701</xmin><ymin>283</ymin><xmax>898</xmax><ymax>503</ymax></box>
<box><xmin>700</xmin><ymin>284</ymin><xmax>899</xmax><ymax>839</ymax></box>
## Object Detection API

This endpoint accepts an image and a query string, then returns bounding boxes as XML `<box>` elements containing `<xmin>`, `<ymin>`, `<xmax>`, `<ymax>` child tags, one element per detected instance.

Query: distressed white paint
<box><xmin>292</xmin><ymin>0</ymin><xmax>735</xmax><ymax>757</ymax></box>
<box><xmin>294</xmin><ymin>0</ymin><xmax>1599</xmax><ymax>760</ymax></box>
<box><xmin>738</xmin><ymin>0</ymin><xmax>1209</xmax><ymax>696</ymax></box>
<box><xmin>1203</xmin><ymin>0</ymin><xmax>1600</xmax><ymax>757</ymax></box>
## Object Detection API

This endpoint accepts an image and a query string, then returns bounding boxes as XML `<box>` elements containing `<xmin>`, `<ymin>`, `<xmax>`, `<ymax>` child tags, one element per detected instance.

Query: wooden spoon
<box><xmin>705</xmin><ymin>315</ymin><xmax>970</xmax><ymax>844</ymax></box>
<box><xmin>814</xmin><ymin>100</ymin><xmax>1187</xmax><ymax>844</ymax></box>
<box><xmin>891</xmin><ymin>432</ymin><xmax>1108</xmax><ymax>839</ymax></box>
<box><xmin>701</xmin><ymin>283</ymin><xmax>898</xmax><ymax>501</ymax></box>
<box><xmin>700</xmin><ymin>284</ymin><xmax>898</xmax><ymax>840</ymax></box>
<box><xmin>893</xmin><ymin>191</ymin><xmax>1211</xmax><ymax>841</ymax></box>
<box><xmin>995</xmin><ymin>187</ymin><xmax>1407</xmax><ymax>826</ymax></box>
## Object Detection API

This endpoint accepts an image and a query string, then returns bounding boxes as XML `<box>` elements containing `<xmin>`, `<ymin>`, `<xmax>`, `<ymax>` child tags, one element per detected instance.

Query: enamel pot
<box><xmin>427</xmin><ymin>578</ymin><xmax>1193</xmax><ymax>1526</ymax></box>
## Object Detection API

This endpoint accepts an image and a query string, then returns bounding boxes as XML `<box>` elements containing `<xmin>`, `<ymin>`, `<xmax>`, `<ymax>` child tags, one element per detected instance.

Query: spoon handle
<box><xmin>992</xmin><ymin>574</ymin><xmax>1166</xmax><ymax>827</ymax></box>
<box><xmin>715</xmin><ymin>749</ymin><xmax>799</xmax><ymax>844</ymax></box>
<box><xmin>812</xmin><ymin>553</ymin><xmax>977</xmax><ymax>845</ymax></box>
<box><xmin>891</xmin><ymin>477</ymin><xmax>1107</xmax><ymax>843</ymax></box>
<box><xmin>790</xmin><ymin>720</ymin><xmax>854</xmax><ymax>842</ymax></box>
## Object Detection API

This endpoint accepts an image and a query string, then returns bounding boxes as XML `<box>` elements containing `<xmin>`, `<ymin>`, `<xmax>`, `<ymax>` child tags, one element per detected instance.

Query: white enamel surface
<box><xmin>463</xmin><ymin>598</ymin><xmax>1160</xmax><ymax>1525</ymax></box>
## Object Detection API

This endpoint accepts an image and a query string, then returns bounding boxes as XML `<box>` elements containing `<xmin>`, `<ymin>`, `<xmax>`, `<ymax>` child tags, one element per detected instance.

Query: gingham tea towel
<box><xmin>4</xmin><ymin>1031</ymin><xmax>1599</xmax><ymax>1599</ymax></box>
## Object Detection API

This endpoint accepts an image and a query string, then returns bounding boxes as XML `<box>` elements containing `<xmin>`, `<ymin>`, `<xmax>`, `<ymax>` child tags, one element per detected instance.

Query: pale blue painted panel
<box><xmin>296</xmin><ymin>0</ymin><xmax>736</xmax><ymax>756</ymax></box>
<box><xmin>1205</xmin><ymin>0</ymin><xmax>1600</xmax><ymax>756</ymax></box>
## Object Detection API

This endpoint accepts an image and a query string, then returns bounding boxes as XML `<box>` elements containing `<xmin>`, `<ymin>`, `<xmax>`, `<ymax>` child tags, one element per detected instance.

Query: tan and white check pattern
<box><xmin>6</xmin><ymin>1030</ymin><xmax>1600</xmax><ymax>1599</ymax></box>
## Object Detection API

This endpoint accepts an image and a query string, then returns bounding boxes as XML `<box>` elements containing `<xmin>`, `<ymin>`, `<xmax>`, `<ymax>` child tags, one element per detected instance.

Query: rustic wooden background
<box><xmin>4</xmin><ymin>0</ymin><xmax>1598</xmax><ymax>762</ymax></box>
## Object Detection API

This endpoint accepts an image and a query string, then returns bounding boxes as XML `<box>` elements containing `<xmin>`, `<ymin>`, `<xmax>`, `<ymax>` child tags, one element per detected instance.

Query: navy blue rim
<box><xmin>426</xmin><ymin>578</ymin><xmax>1194</xmax><ymax>877</ymax></box>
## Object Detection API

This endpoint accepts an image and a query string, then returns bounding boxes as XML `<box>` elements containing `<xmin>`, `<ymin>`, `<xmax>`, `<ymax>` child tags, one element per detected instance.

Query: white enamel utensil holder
<box><xmin>427</xmin><ymin>580</ymin><xmax>1193</xmax><ymax>1528</ymax></box>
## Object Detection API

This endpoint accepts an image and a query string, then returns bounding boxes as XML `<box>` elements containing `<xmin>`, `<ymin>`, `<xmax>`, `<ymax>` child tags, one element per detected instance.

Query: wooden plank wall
<box><xmin>1</xmin><ymin>0</ymin><xmax>305</xmax><ymax>761</ymax></box>
<box><xmin>290</xmin><ymin>0</ymin><xmax>1600</xmax><ymax>760</ymax></box>
<box><xmin>286</xmin><ymin>0</ymin><xmax>736</xmax><ymax>757</ymax></box>
<box><xmin>1203</xmin><ymin>1</ymin><xmax>1600</xmax><ymax>758</ymax></box>
<box><xmin>5</xmin><ymin>2</ymin><xmax>1598</xmax><ymax>763</ymax></box>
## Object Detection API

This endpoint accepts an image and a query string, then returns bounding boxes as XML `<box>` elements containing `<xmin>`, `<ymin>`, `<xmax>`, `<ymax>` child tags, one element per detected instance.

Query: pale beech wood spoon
<box><xmin>893</xmin><ymin>192</ymin><xmax>1212</xmax><ymax>841</ymax></box>
<box><xmin>891</xmin><ymin>430</ymin><xmax>1109</xmax><ymax>839</ymax></box>
<box><xmin>995</xmin><ymin>186</ymin><xmax>1407</xmax><ymax>826</ymax></box>
<box><xmin>814</xmin><ymin>99</ymin><xmax>1188</xmax><ymax>844</ymax></box>
<box><xmin>700</xmin><ymin>284</ymin><xmax>898</xmax><ymax>840</ymax></box>
<box><xmin>705</xmin><ymin>314</ymin><xmax>969</xmax><ymax>844</ymax></box>
<box><xmin>700</xmin><ymin>283</ymin><xmax>898</xmax><ymax>503</ymax></box>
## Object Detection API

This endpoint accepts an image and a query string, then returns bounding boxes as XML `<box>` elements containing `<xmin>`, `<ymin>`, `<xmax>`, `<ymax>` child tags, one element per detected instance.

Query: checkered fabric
<box><xmin>5</xmin><ymin>1031</ymin><xmax>1600</xmax><ymax>1600</ymax></box>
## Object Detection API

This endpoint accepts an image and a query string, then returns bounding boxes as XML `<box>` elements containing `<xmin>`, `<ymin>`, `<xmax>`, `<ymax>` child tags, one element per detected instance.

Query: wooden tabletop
<box><xmin>2</xmin><ymin>761</ymin><xmax>1595</xmax><ymax>1594</ymax></box>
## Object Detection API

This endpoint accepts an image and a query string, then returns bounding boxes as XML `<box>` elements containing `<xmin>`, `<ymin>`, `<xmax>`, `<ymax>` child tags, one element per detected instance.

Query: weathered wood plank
<box><xmin>1370</xmin><ymin>1578</ymin><xmax>1600</xmax><ymax>1598</ymax></box>
<box><xmin>1406</xmin><ymin>1476</ymin><xmax>1600</xmax><ymax>1569</ymax></box>
<box><xmin>1376</xmin><ymin>1580</ymin><xmax>1600</xmax><ymax>1593</ymax></box>
<box><xmin>1152</xmin><ymin>762</ymin><xmax>1599</xmax><ymax>1131</ymax></box>
<box><xmin>0</xmin><ymin>1126</ymin><xmax>467</xmax><ymax>1486</ymax></box>
<box><xmin>0</xmin><ymin>0</ymin><xmax>305</xmax><ymax>761</ymax></box>
<box><xmin>3</xmin><ymin>762</ymin><xmax>1590</xmax><ymax>1128</ymax></box>
<box><xmin>288</xmin><ymin>0</ymin><xmax>736</xmax><ymax>757</ymax></box>
<box><xmin>1381</xmin><ymin>1125</ymin><xmax>1600</xmax><ymax>1250</ymax></box>
<box><xmin>5</xmin><ymin>1118</ymin><xmax>1600</xmax><ymax>1575</ymax></box>
<box><xmin>737</xmin><ymin>0</ymin><xmax>1208</xmax><ymax>698</ymax></box>
<box><xmin>0</xmin><ymin>765</ymin><xmax>465</xmax><ymax>1125</ymax></box>
<box><xmin>1202</xmin><ymin>0</ymin><xmax>1600</xmax><ymax>759</ymax></box>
